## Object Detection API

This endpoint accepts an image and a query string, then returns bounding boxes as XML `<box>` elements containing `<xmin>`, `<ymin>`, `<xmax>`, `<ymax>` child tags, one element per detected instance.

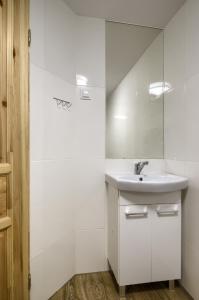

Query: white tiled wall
<box><xmin>75</xmin><ymin>229</ymin><xmax>106</xmax><ymax>274</ymax></box>
<box><xmin>164</xmin><ymin>1</ymin><xmax>199</xmax><ymax>299</ymax></box>
<box><xmin>74</xmin><ymin>17</ymin><xmax>106</xmax><ymax>274</ymax></box>
<box><xmin>30</xmin><ymin>0</ymin><xmax>76</xmax><ymax>84</ymax></box>
<box><xmin>76</xmin><ymin>17</ymin><xmax>105</xmax><ymax>88</ymax></box>
<box><xmin>30</xmin><ymin>0</ymin><xmax>106</xmax><ymax>298</ymax></box>
<box><xmin>31</xmin><ymin>0</ymin><xmax>199</xmax><ymax>299</ymax></box>
<box><xmin>73</xmin><ymin>87</ymin><xmax>105</xmax><ymax>159</ymax></box>
<box><xmin>30</xmin><ymin>0</ymin><xmax>76</xmax><ymax>299</ymax></box>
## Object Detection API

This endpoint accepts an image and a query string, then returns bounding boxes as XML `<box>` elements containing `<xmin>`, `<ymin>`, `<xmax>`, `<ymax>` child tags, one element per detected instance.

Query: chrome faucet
<box><xmin>134</xmin><ymin>161</ymin><xmax>149</xmax><ymax>175</ymax></box>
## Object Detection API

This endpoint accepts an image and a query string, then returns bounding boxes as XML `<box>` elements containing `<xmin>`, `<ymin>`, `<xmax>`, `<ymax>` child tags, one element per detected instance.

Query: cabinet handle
<box><xmin>125</xmin><ymin>212</ymin><xmax>148</xmax><ymax>218</ymax></box>
<box><xmin>157</xmin><ymin>208</ymin><xmax>178</xmax><ymax>216</ymax></box>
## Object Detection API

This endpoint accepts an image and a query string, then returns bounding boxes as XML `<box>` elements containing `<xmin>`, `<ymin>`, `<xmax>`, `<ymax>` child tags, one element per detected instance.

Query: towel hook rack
<box><xmin>53</xmin><ymin>97</ymin><xmax>72</xmax><ymax>110</ymax></box>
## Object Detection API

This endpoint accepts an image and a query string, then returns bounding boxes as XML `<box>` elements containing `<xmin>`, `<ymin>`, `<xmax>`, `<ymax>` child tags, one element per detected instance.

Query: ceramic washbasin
<box><xmin>105</xmin><ymin>173</ymin><xmax>188</xmax><ymax>193</ymax></box>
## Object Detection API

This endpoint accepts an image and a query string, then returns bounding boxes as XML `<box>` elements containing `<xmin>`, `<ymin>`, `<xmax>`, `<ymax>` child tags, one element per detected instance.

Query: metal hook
<box><xmin>53</xmin><ymin>97</ymin><xmax>72</xmax><ymax>110</ymax></box>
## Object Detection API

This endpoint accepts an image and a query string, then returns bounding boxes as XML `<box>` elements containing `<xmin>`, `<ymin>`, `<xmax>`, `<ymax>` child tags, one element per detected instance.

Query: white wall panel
<box><xmin>164</xmin><ymin>1</ymin><xmax>199</xmax><ymax>298</ymax></box>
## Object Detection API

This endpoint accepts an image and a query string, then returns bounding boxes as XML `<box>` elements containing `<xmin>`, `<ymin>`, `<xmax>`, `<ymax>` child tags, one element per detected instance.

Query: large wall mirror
<box><xmin>106</xmin><ymin>21</ymin><xmax>164</xmax><ymax>159</ymax></box>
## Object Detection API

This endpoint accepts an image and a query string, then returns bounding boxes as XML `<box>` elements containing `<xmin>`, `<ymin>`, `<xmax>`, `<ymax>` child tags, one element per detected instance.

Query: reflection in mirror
<box><xmin>106</xmin><ymin>21</ymin><xmax>165</xmax><ymax>159</ymax></box>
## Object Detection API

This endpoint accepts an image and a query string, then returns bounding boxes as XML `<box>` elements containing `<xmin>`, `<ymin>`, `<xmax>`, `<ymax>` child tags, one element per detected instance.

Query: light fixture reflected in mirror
<box><xmin>76</xmin><ymin>74</ymin><xmax>88</xmax><ymax>86</ymax></box>
<box><xmin>149</xmin><ymin>81</ymin><xmax>172</xmax><ymax>98</ymax></box>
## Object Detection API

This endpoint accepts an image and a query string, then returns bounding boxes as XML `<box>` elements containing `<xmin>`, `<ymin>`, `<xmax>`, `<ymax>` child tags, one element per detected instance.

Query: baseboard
<box><xmin>177</xmin><ymin>280</ymin><xmax>194</xmax><ymax>300</ymax></box>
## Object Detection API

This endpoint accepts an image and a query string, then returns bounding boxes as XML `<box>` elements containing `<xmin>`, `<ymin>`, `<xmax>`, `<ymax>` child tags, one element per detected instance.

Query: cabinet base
<box><xmin>169</xmin><ymin>280</ymin><xmax>175</xmax><ymax>290</ymax></box>
<box><xmin>119</xmin><ymin>286</ymin><xmax>126</xmax><ymax>298</ymax></box>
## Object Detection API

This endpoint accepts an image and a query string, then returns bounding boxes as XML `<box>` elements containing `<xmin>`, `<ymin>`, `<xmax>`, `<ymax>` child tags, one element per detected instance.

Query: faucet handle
<box><xmin>134</xmin><ymin>161</ymin><xmax>141</xmax><ymax>174</ymax></box>
<box><xmin>135</xmin><ymin>160</ymin><xmax>149</xmax><ymax>167</ymax></box>
<box><xmin>134</xmin><ymin>160</ymin><xmax>149</xmax><ymax>175</ymax></box>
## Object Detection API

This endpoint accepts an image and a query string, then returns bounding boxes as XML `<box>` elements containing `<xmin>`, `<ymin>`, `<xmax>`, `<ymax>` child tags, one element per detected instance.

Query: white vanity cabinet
<box><xmin>107</xmin><ymin>184</ymin><xmax>182</xmax><ymax>290</ymax></box>
<box><xmin>151</xmin><ymin>203</ymin><xmax>181</xmax><ymax>282</ymax></box>
<box><xmin>119</xmin><ymin>204</ymin><xmax>151</xmax><ymax>285</ymax></box>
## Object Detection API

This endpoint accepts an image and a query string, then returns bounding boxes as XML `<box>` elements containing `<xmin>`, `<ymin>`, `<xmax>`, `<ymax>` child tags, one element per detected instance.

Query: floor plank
<box><xmin>49</xmin><ymin>272</ymin><xmax>192</xmax><ymax>300</ymax></box>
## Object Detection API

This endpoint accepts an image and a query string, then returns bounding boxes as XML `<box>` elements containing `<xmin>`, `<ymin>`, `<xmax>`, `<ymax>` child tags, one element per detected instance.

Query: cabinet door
<box><xmin>119</xmin><ymin>205</ymin><xmax>151</xmax><ymax>286</ymax></box>
<box><xmin>151</xmin><ymin>204</ymin><xmax>181</xmax><ymax>282</ymax></box>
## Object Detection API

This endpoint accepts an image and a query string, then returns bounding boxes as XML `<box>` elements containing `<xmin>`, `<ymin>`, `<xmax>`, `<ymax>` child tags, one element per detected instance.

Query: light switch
<box><xmin>80</xmin><ymin>88</ymin><xmax>91</xmax><ymax>100</ymax></box>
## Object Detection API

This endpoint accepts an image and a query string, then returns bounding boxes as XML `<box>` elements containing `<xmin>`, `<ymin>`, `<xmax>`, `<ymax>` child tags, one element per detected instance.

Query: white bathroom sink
<box><xmin>105</xmin><ymin>173</ymin><xmax>188</xmax><ymax>193</ymax></box>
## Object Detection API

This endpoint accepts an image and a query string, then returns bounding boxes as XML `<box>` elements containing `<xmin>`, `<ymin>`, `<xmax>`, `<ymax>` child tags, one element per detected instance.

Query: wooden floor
<box><xmin>49</xmin><ymin>272</ymin><xmax>192</xmax><ymax>300</ymax></box>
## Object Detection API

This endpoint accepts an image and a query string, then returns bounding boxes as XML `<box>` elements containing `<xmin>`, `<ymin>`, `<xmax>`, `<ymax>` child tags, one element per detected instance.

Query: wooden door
<box><xmin>0</xmin><ymin>0</ymin><xmax>29</xmax><ymax>299</ymax></box>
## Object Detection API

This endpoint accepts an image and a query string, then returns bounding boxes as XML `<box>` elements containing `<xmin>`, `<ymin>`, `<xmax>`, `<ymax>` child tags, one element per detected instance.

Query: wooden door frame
<box><xmin>15</xmin><ymin>0</ymin><xmax>30</xmax><ymax>298</ymax></box>
<box><xmin>17</xmin><ymin>1</ymin><xmax>30</xmax><ymax>298</ymax></box>
<box><xmin>2</xmin><ymin>0</ymin><xmax>29</xmax><ymax>298</ymax></box>
<box><xmin>19</xmin><ymin>1</ymin><xmax>29</xmax><ymax>298</ymax></box>
<box><xmin>12</xmin><ymin>0</ymin><xmax>30</xmax><ymax>299</ymax></box>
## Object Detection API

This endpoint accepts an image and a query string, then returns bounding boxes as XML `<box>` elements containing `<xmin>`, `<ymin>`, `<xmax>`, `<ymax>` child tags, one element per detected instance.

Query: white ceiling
<box><xmin>106</xmin><ymin>22</ymin><xmax>161</xmax><ymax>95</ymax></box>
<box><xmin>64</xmin><ymin>0</ymin><xmax>185</xmax><ymax>29</ymax></box>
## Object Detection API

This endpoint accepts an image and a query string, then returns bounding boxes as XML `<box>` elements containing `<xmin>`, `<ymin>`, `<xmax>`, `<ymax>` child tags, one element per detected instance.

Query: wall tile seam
<box><xmin>30</xmin><ymin>241</ymin><xmax>76</xmax><ymax>254</ymax></box>
<box><xmin>31</xmin><ymin>157</ymin><xmax>106</xmax><ymax>163</ymax></box>
<box><xmin>106</xmin><ymin>157</ymin><xmax>165</xmax><ymax>160</ymax></box>
<box><xmin>165</xmin><ymin>159</ymin><xmax>199</xmax><ymax>164</ymax></box>
<box><xmin>30</xmin><ymin>62</ymin><xmax>76</xmax><ymax>87</ymax></box>
<box><xmin>31</xmin><ymin>62</ymin><xmax>106</xmax><ymax>89</ymax></box>
<box><xmin>76</xmin><ymin>227</ymin><xmax>105</xmax><ymax>231</ymax></box>
<box><xmin>105</xmin><ymin>159</ymin><xmax>165</xmax><ymax>162</ymax></box>
<box><xmin>30</xmin><ymin>239</ymin><xmax>76</xmax><ymax>257</ymax></box>
<box><xmin>76</xmin><ymin>228</ymin><xmax>105</xmax><ymax>232</ymax></box>
<box><xmin>30</xmin><ymin>250</ymin><xmax>44</xmax><ymax>260</ymax></box>
<box><xmin>30</xmin><ymin>158</ymin><xmax>74</xmax><ymax>163</ymax></box>
<box><xmin>76</xmin><ymin>83</ymin><xmax>106</xmax><ymax>89</ymax></box>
